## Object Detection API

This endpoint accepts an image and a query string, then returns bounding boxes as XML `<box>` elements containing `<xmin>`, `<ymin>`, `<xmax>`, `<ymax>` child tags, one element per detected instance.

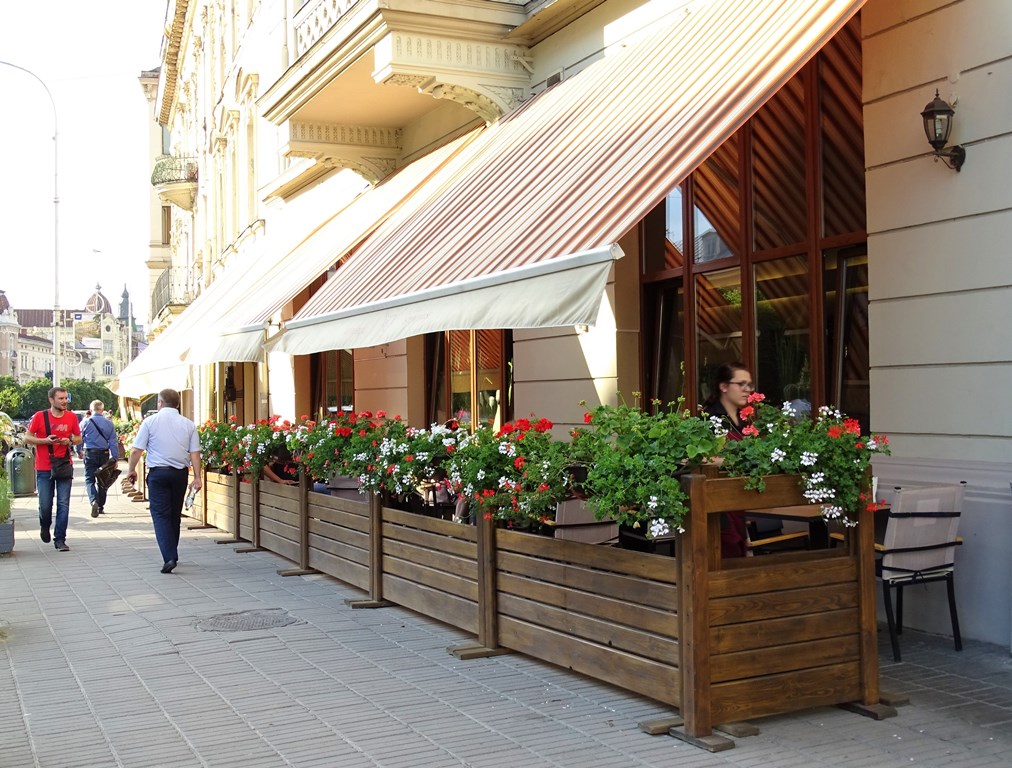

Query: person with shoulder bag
<box><xmin>80</xmin><ymin>400</ymin><xmax>120</xmax><ymax>517</ymax></box>
<box><xmin>24</xmin><ymin>387</ymin><xmax>83</xmax><ymax>551</ymax></box>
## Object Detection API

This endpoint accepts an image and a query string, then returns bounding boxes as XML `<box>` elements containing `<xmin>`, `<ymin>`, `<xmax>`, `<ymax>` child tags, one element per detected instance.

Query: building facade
<box><xmin>2</xmin><ymin>286</ymin><xmax>141</xmax><ymax>384</ymax></box>
<box><xmin>118</xmin><ymin>0</ymin><xmax>1011</xmax><ymax>648</ymax></box>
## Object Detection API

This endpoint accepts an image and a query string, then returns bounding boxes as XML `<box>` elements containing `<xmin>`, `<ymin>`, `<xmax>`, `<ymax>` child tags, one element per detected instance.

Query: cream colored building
<box><xmin>117</xmin><ymin>0</ymin><xmax>1011</xmax><ymax>647</ymax></box>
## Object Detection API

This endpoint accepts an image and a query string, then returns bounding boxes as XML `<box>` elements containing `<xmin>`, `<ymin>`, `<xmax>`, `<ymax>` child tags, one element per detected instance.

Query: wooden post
<box><xmin>670</xmin><ymin>474</ymin><xmax>733</xmax><ymax>752</ymax></box>
<box><xmin>278</xmin><ymin>467</ymin><xmax>315</xmax><ymax>576</ymax></box>
<box><xmin>346</xmin><ymin>492</ymin><xmax>391</xmax><ymax>608</ymax></box>
<box><xmin>234</xmin><ymin>473</ymin><xmax>264</xmax><ymax>553</ymax></box>
<box><xmin>451</xmin><ymin>507</ymin><xmax>510</xmax><ymax>659</ymax></box>
<box><xmin>840</xmin><ymin>475</ymin><xmax>896</xmax><ymax>720</ymax></box>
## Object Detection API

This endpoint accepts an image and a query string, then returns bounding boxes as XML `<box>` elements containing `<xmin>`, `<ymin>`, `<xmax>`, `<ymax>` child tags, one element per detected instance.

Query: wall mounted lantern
<box><xmin>921</xmin><ymin>90</ymin><xmax>965</xmax><ymax>171</ymax></box>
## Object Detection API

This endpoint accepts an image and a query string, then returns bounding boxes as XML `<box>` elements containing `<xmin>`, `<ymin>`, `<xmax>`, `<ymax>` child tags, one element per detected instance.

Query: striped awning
<box><xmin>184</xmin><ymin>131</ymin><xmax>480</xmax><ymax>364</ymax></box>
<box><xmin>268</xmin><ymin>0</ymin><xmax>864</xmax><ymax>356</ymax></box>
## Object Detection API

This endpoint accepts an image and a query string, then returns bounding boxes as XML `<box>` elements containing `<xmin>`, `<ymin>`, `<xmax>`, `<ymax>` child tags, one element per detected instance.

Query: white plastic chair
<box><xmin>877</xmin><ymin>482</ymin><xmax>965</xmax><ymax>662</ymax></box>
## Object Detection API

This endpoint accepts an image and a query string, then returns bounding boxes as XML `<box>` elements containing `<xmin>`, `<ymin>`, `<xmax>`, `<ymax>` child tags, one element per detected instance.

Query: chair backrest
<box><xmin>880</xmin><ymin>482</ymin><xmax>964</xmax><ymax>582</ymax></box>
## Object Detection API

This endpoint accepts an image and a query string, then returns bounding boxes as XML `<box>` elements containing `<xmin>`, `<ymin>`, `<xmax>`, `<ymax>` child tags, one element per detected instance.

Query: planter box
<box><xmin>0</xmin><ymin>520</ymin><xmax>14</xmax><ymax>554</ymax></box>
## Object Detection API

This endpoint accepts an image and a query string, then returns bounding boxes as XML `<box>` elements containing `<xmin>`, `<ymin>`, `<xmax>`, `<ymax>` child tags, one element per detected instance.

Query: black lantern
<box><xmin>920</xmin><ymin>90</ymin><xmax>965</xmax><ymax>171</ymax></box>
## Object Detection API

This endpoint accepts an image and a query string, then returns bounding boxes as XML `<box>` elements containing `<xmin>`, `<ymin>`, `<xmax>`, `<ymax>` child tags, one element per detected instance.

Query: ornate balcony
<box><xmin>151</xmin><ymin>154</ymin><xmax>198</xmax><ymax>210</ymax></box>
<box><xmin>150</xmin><ymin>266</ymin><xmax>196</xmax><ymax>321</ymax></box>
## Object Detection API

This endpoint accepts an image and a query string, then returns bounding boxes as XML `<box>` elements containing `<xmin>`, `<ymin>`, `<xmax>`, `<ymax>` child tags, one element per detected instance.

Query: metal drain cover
<box><xmin>194</xmin><ymin>608</ymin><xmax>302</xmax><ymax>632</ymax></box>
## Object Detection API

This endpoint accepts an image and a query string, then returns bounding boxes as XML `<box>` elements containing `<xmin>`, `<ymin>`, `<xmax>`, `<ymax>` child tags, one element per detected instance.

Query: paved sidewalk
<box><xmin>2</xmin><ymin>467</ymin><xmax>1012</xmax><ymax>767</ymax></box>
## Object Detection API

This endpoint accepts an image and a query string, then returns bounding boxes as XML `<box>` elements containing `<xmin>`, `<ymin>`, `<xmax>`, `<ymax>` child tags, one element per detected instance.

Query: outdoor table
<box><xmin>746</xmin><ymin>504</ymin><xmax>831</xmax><ymax>549</ymax></box>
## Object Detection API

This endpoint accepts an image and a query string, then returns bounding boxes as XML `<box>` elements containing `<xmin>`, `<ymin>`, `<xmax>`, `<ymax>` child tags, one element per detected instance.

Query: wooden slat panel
<box><xmin>259</xmin><ymin>515</ymin><xmax>297</xmax><ymax>544</ymax></box>
<box><xmin>382</xmin><ymin>575</ymin><xmax>478</xmax><ymax>633</ymax></box>
<box><xmin>498</xmin><ymin>551</ymin><xmax>678</xmax><ymax>610</ymax></box>
<box><xmin>710</xmin><ymin>662</ymin><xmax>862</xmax><ymax>722</ymax></box>
<box><xmin>498</xmin><ymin>572</ymin><xmax>679</xmax><ymax>638</ymax></box>
<box><xmin>711</xmin><ymin>635</ymin><xmax>860</xmax><ymax>683</ymax></box>
<box><xmin>258</xmin><ymin>486</ymin><xmax>301</xmax><ymax>514</ymax></box>
<box><xmin>309</xmin><ymin>505</ymin><xmax>369</xmax><ymax>531</ymax></box>
<box><xmin>498</xmin><ymin>592</ymin><xmax>679</xmax><ymax>663</ymax></box>
<box><xmin>497</xmin><ymin>529</ymin><xmax>679</xmax><ymax>584</ymax></box>
<box><xmin>710</xmin><ymin>557</ymin><xmax>857</xmax><ymax>598</ymax></box>
<box><xmin>309</xmin><ymin>493</ymin><xmax>369</xmax><ymax>516</ymax></box>
<box><xmin>382</xmin><ymin>557</ymin><xmax>479</xmax><ymax>603</ymax></box>
<box><xmin>384</xmin><ymin>539</ymin><xmax>477</xmax><ymax>581</ymax></box>
<box><xmin>710</xmin><ymin>583</ymin><xmax>859</xmax><ymax>626</ymax></box>
<box><xmin>383</xmin><ymin>507</ymin><xmax>477</xmax><ymax>542</ymax></box>
<box><xmin>712</xmin><ymin>608</ymin><xmax>859</xmax><ymax>653</ymax></box>
<box><xmin>260</xmin><ymin>531</ymin><xmax>298</xmax><ymax>564</ymax></box>
<box><xmin>307</xmin><ymin>547</ymin><xmax>369</xmax><ymax>590</ymax></box>
<box><xmin>381</xmin><ymin>521</ymin><xmax>478</xmax><ymax>560</ymax></box>
<box><xmin>699</xmin><ymin>474</ymin><xmax>808</xmax><ymax>513</ymax></box>
<box><xmin>308</xmin><ymin>532</ymin><xmax>369</xmax><ymax>565</ymax></box>
<box><xmin>260</xmin><ymin>504</ymin><xmax>298</xmax><ymax>529</ymax></box>
<box><xmin>500</xmin><ymin>617</ymin><xmax>680</xmax><ymax>708</ymax></box>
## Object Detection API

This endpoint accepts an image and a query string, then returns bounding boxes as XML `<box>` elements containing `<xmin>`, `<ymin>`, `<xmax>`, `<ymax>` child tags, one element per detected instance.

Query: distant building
<box><xmin>0</xmin><ymin>286</ymin><xmax>144</xmax><ymax>384</ymax></box>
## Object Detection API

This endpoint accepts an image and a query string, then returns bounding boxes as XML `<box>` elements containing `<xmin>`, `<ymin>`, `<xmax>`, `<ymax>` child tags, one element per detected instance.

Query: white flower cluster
<box><xmin>800</xmin><ymin>451</ymin><xmax>819</xmax><ymax>466</ymax></box>
<box><xmin>803</xmin><ymin>484</ymin><xmax>836</xmax><ymax>503</ymax></box>
<box><xmin>817</xmin><ymin>405</ymin><xmax>842</xmax><ymax>420</ymax></box>
<box><xmin>646</xmin><ymin>495</ymin><xmax>659</xmax><ymax>511</ymax></box>
<box><xmin>497</xmin><ymin>441</ymin><xmax>516</xmax><ymax>457</ymax></box>
<box><xmin>648</xmin><ymin>519</ymin><xmax>670</xmax><ymax>538</ymax></box>
<box><xmin>770</xmin><ymin>448</ymin><xmax>786</xmax><ymax>463</ymax></box>
<box><xmin>781</xmin><ymin>401</ymin><xmax>797</xmax><ymax>417</ymax></box>
<box><xmin>708</xmin><ymin>416</ymin><xmax>728</xmax><ymax>437</ymax></box>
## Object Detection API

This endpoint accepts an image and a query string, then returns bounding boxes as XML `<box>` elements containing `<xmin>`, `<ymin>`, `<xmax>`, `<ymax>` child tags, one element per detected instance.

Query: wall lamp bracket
<box><xmin>921</xmin><ymin>90</ymin><xmax>965</xmax><ymax>171</ymax></box>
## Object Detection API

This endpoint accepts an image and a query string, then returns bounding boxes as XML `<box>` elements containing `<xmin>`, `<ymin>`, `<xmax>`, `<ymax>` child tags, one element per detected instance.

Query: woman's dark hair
<box><xmin>701</xmin><ymin>362</ymin><xmax>748</xmax><ymax>409</ymax></box>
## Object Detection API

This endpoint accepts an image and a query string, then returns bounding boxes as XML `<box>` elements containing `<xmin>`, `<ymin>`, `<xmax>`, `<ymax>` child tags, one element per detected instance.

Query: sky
<box><xmin>0</xmin><ymin>1</ymin><xmax>168</xmax><ymax>328</ymax></box>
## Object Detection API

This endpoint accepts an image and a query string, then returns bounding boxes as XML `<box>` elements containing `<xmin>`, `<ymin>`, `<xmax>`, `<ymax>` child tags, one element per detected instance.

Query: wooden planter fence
<box><xmin>201</xmin><ymin>468</ymin><xmax>890</xmax><ymax>747</ymax></box>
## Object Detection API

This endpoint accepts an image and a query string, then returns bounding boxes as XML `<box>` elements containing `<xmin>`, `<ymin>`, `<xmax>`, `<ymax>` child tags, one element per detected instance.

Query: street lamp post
<box><xmin>0</xmin><ymin>60</ymin><xmax>60</xmax><ymax>386</ymax></box>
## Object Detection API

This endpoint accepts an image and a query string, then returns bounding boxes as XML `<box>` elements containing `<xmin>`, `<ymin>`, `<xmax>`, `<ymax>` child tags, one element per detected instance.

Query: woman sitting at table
<box><xmin>702</xmin><ymin>362</ymin><xmax>753</xmax><ymax>558</ymax></box>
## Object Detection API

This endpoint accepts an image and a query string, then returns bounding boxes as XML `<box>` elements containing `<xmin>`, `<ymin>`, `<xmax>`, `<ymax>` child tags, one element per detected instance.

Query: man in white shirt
<box><xmin>126</xmin><ymin>389</ymin><xmax>202</xmax><ymax>573</ymax></box>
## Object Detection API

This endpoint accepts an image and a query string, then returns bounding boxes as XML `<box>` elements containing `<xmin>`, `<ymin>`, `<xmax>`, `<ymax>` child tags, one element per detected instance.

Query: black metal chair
<box><xmin>877</xmin><ymin>482</ymin><xmax>965</xmax><ymax>662</ymax></box>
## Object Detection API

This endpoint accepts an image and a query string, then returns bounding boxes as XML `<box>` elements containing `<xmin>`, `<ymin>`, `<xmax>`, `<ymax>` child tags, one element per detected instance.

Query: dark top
<box><xmin>707</xmin><ymin>400</ymin><xmax>749</xmax><ymax>558</ymax></box>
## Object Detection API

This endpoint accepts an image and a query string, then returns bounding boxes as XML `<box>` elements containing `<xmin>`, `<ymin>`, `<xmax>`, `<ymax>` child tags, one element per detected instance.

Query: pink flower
<box><xmin>742</xmin><ymin>425</ymin><xmax>759</xmax><ymax>437</ymax></box>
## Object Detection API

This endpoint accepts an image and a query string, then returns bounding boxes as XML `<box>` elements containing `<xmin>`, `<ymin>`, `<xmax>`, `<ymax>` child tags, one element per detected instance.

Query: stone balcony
<box><xmin>151</xmin><ymin>154</ymin><xmax>198</xmax><ymax>210</ymax></box>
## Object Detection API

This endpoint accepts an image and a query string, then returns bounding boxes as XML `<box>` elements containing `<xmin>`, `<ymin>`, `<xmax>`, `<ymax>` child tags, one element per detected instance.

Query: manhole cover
<box><xmin>194</xmin><ymin>608</ymin><xmax>302</xmax><ymax>632</ymax></box>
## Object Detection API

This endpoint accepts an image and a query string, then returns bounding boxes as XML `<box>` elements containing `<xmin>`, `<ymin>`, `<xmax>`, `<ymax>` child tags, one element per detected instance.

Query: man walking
<box><xmin>81</xmin><ymin>400</ymin><xmax>119</xmax><ymax>517</ymax></box>
<box><xmin>125</xmin><ymin>389</ymin><xmax>201</xmax><ymax>573</ymax></box>
<box><xmin>24</xmin><ymin>387</ymin><xmax>82</xmax><ymax>551</ymax></box>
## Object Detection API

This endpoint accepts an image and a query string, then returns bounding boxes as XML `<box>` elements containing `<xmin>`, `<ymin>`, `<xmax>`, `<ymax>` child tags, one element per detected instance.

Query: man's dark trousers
<box><xmin>147</xmin><ymin>466</ymin><xmax>189</xmax><ymax>563</ymax></box>
<box><xmin>84</xmin><ymin>448</ymin><xmax>110</xmax><ymax>510</ymax></box>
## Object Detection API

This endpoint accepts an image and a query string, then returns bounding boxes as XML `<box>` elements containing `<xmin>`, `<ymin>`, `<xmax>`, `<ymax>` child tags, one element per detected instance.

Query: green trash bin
<box><xmin>5</xmin><ymin>446</ymin><xmax>36</xmax><ymax>497</ymax></box>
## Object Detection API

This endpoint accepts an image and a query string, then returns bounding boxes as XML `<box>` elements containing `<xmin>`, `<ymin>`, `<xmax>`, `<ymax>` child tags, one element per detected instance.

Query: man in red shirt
<box><xmin>24</xmin><ymin>387</ymin><xmax>83</xmax><ymax>551</ymax></box>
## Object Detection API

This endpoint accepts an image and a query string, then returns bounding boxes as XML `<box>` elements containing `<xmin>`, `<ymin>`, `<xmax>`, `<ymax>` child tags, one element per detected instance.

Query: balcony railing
<box><xmin>151</xmin><ymin>154</ymin><xmax>198</xmax><ymax>210</ymax></box>
<box><xmin>151</xmin><ymin>267</ymin><xmax>195</xmax><ymax>319</ymax></box>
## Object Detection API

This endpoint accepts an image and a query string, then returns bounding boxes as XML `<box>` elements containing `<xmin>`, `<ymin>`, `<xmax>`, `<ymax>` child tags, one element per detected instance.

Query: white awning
<box><xmin>272</xmin><ymin>245</ymin><xmax>621</xmax><ymax>355</ymax></box>
<box><xmin>267</xmin><ymin>0</ymin><xmax>864</xmax><ymax>355</ymax></box>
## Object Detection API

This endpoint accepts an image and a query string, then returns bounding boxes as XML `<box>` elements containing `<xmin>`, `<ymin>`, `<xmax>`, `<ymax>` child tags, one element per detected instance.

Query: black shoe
<box><xmin>55</xmin><ymin>541</ymin><xmax>70</xmax><ymax>552</ymax></box>
<box><xmin>160</xmin><ymin>560</ymin><xmax>177</xmax><ymax>574</ymax></box>
<box><xmin>91</xmin><ymin>501</ymin><xmax>100</xmax><ymax>518</ymax></box>
<box><xmin>98</xmin><ymin>507</ymin><xmax>105</xmax><ymax>515</ymax></box>
<box><xmin>40</xmin><ymin>526</ymin><xmax>51</xmax><ymax>544</ymax></box>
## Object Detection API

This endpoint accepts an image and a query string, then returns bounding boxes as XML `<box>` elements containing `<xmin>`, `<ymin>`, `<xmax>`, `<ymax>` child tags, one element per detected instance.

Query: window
<box><xmin>312</xmin><ymin>349</ymin><xmax>353</xmax><ymax>417</ymax></box>
<box><xmin>643</xmin><ymin>15</ymin><xmax>865</xmax><ymax>414</ymax></box>
<box><xmin>161</xmin><ymin>206</ymin><xmax>171</xmax><ymax>245</ymax></box>
<box><xmin>427</xmin><ymin>330</ymin><xmax>512</xmax><ymax>430</ymax></box>
<box><xmin>103</xmin><ymin>361</ymin><xmax>113</xmax><ymax>376</ymax></box>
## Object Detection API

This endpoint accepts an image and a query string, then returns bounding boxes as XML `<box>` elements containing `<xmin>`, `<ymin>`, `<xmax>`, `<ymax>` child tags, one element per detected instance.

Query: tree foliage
<box><xmin>0</xmin><ymin>377</ymin><xmax>118</xmax><ymax>419</ymax></box>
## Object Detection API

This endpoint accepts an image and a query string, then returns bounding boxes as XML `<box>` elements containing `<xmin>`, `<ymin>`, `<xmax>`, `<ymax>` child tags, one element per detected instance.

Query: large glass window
<box><xmin>695</xmin><ymin>267</ymin><xmax>742</xmax><ymax>404</ymax></box>
<box><xmin>643</xmin><ymin>15</ymin><xmax>864</xmax><ymax>414</ymax></box>
<box><xmin>646</xmin><ymin>280</ymin><xmax>685</xmax><ymax>405</ymax></box>
<box><xmin>752</xmin><ymin>78</ymin><xmax>807</xmax><ymax>251</ymax></box>
<box><xmin>693</xmin><ymin>137</ymin><xmax>740</xmax><ymax>264</ymax></box>
<box><xmin>428</xmin><ymin>330</ymin><xmax>511</xmax><ymax>430</ymax></box>
<box><xmin>823</xmin><ymin>247</ymin><xmax>870</xmax><ymax>431</ymax></box>
<box><xmin>755</xmin><ymin>257</ymin><xmax>811</xmax><ymax>411</ymax></box>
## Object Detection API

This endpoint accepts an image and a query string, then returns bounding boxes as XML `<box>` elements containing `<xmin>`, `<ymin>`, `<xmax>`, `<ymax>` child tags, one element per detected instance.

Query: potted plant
<box><xmin>578</xmin><ymin>394</ymin><xmax>726</xmax><ymax>539</ymax></box>
<box><xmin>718</xmin><ymin>393</ymin><xmax>890</xmax><ymax>525</ymax></box>
<box><xmin>446</xmin><ymin>416</ymin><xmax>570</xmax><ymax>529</ymax></box>
<box><xmin>0</xmin><ymin>469</ymin><xmax>14</xmax><ymax>554</ymax></box>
